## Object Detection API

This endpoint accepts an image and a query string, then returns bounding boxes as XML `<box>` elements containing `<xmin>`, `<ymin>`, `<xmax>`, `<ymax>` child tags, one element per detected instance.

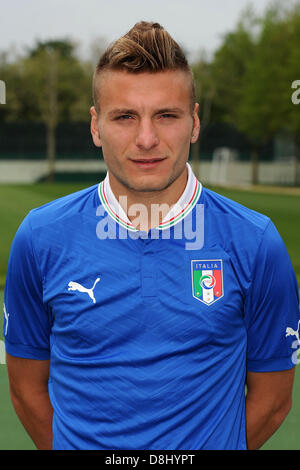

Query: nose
<box><xmin>135</xmin><ymin>119</ymin><xmax>159</xmax><ymax>150</ymax></box>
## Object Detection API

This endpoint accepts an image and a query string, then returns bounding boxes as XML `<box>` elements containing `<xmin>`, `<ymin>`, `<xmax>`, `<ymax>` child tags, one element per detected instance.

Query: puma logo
<box><xmin>68</xmin><ymin>277</ymin><xmax>100</xmax><ymax>304</ymax></box>
<box><xmin>286</xmin><ymin>320</ymin><xmax>300</xmax><ymax>345</ymax></box>
<box><xmin>3</xmin><ymin>303</ymin><xmax>9</xmax><ymax>336</ymax></box>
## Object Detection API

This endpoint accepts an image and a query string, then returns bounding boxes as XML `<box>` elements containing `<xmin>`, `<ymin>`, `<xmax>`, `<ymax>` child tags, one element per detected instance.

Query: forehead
<box><xmin>96</xmin><ymin>69</ymin><xmax>192</xmax><ymax>113</ymax></box>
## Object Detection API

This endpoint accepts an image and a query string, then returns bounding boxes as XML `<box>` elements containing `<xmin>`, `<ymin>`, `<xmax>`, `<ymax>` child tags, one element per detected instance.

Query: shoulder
<box><xmin>11</xmin><ymin>183</ymin><xmax>101</xmax><ymax>253</ymax></box>
<box><xmin>201</xmin><ymin>186</ymin><xmax>271</xmax><ymax>235</ymax></box>
<box><xmin>200</xmin><ymin>187</ymin><xmax>280</xmax><ymax>277</ymax></box>
<box><xmin>25</xmin><ymin>183</ymin><xmax>100</xmax><ymax>231</ymax></box>
<box><xmin>200</xmin><ymin>186</ymin><xmax>296</xmax><ymax>299</ymax></box>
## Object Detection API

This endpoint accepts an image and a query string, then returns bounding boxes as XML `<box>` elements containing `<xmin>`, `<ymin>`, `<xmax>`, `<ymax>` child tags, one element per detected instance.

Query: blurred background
<box><xmin>0</xmin><ymin>0</ymin><xmax>299</xmax><ymax>450</ymax></box>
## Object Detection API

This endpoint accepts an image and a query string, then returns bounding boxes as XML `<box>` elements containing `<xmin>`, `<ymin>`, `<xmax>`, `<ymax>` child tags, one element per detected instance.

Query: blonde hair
<box><xmin>93</xmin><ymin>21</ymin><xmax>195</xmax><ymax>113</ymax></box>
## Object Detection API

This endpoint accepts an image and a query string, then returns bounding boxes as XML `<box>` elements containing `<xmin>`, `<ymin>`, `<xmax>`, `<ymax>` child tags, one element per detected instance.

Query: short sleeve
<box><xmin>245</xmin><ymin>220</ymin><xmax>300</xmax><ymax>372</ymax></box>
<box><xmin>3</xmin><ymin>213</ymin><xmax>51</xmax><ymax>359</ymax></box>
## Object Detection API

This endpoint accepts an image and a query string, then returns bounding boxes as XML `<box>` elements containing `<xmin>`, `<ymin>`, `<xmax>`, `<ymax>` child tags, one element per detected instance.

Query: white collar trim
<box><xmin>98</xmin><ymin>162</ymin><xmax>202</xmax><ymax>231</ymax></box>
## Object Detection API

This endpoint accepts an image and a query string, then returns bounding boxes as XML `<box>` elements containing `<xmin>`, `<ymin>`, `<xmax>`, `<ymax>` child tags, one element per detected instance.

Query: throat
<box><xmin>107</xmin><ymin>164</ymin><xmax>189</xmax><ymax>231</ymax></box>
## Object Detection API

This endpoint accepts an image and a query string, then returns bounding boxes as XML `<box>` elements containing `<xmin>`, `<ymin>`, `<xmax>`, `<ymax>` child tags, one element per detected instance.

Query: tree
<box><xmin>191</xmin><ymin>54</ymin><xmax>216</xmax><ymax>179</ymax></box>
<box><xmin>237</xmin><ymin>2</ymin><xmax>300</xmax><ymax>185</ymax></box>
<box><xmin>211</xmin><ymin>9</ymin><xmax>259</xmax><ymax>183</ymax></box>
<box><xmin>0</xmin><ymin>39</ymin><xmax>93</xmax><ymax>180</ymax></box>
<box><xmin>283</xmin><ymin>5</ymin><xmax>300</xmax><ymax>184</ymax></box>
<box><xmin>23</xmin><ymin>40</ymin><xmax>91</xmax><ymax>180</ymax></box>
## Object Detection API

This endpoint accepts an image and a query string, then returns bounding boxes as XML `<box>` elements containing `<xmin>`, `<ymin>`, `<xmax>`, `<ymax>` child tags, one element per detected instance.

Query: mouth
<box><xmin>130</xmin><ymin>157</ymin><xmax>167</xmax><ymax>169</ymax></box>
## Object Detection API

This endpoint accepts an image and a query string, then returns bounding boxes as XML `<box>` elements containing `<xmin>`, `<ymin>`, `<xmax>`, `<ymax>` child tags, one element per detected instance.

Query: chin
<box><xmin>127</xmin><ymin>175</ymin><xmax>172</xmax><ymax>193</ymax></box>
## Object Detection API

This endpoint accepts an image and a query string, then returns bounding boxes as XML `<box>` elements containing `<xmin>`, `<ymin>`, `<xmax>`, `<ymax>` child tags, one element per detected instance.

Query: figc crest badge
<box><xmin>191</xmin><ymin>259</ymin><xmax>224</xmax><ymax>305</ymax></box>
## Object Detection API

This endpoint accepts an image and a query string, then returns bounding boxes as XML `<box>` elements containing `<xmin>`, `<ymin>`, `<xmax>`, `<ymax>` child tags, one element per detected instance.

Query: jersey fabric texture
<box><xmin>4</xmin><ymin>163</ymin><xmax>300</xmax><ymax>450</ymax></box>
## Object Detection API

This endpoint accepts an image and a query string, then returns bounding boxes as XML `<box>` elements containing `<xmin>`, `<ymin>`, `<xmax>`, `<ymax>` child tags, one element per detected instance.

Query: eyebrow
<box><xmin>108</xmin><ymin>109</ymin><xmax>138</xmax><ymax>118</ymax></box>
<box><xmin>156</xmin><ymin>107</ymin><xmax>185</xmax><ymax>116</ymax></box>
<box><xmin>107</xmin><ymin>107</ymin><xmax>185</xmax><ymax>118</ymax></box>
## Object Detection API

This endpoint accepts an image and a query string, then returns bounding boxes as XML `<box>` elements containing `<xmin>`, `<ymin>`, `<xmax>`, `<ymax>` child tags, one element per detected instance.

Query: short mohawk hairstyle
<box><xmin>93</xmin><ymin>21</ymin><xmax>195</xmax><ymax>112</ymax></box>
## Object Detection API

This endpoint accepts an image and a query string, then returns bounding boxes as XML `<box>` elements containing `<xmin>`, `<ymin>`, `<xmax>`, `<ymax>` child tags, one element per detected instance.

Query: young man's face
<box><xmin>90</xmin><ymin>69</ymin><xmax>200</xmax><ymax>193</ymax></box>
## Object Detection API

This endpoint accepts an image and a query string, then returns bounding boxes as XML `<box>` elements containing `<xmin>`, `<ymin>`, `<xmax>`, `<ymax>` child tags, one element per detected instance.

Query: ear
<box><xmin>191</xmin><ymin>103</ymin><xmax>200</xmax><ymax>143</ymax></box>
<box><xmin>90</xmin><ymin>106</ymin><xmax>102</xmax><ymax>147</ymax></box>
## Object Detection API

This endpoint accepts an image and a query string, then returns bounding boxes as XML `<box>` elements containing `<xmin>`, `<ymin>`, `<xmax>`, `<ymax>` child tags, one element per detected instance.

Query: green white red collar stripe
<box><xmin>99</xmin><ymin>179</ymin><xmax>137</xmax><ymax>231</ymax></box>
<box><xmin>158</xmin><ymin>177</ymin><xmax>201</xmax><ymax>229</ymax></box>
<box><xmin>98</xmin><ymin>163</ymin><xmax>202</xmax><ymax>231</ymax></box>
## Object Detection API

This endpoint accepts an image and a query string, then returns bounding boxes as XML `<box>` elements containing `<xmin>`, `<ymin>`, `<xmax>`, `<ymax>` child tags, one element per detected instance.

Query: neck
<box><xmin>109</xmin><ymin>166</ymin><xmax>188</xmax><ymax>231</ymax></box>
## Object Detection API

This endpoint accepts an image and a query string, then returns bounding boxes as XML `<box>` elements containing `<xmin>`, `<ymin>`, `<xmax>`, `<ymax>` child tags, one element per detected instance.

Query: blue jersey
<box><xmin>3</xmin><ymin>164</ymin><xmax>300</xmax><ymax>450</ymax></box>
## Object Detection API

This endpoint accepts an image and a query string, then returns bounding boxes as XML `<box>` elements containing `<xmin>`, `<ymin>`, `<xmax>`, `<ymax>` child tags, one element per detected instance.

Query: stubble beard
<box><xmin>108</xmin><ymin>160</ymin><xmax>187</xmax><ymax>195</ymax></box>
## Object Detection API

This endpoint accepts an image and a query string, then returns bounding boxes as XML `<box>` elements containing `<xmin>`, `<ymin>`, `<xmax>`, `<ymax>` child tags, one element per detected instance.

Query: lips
<box><xmin>131</xmin><ymin>157</ymin><xmax>166</xmax><ymax>163</ymax></box>
<box><xmin>130</xmin><ymin>157</ymin><xmax>166</xmax><ymax>169</ymax></box>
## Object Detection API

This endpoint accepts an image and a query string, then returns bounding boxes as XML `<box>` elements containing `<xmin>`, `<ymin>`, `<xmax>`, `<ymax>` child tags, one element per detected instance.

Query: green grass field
<box><xmin>0</xmin><ymin>182</ymin><xmax>299</xmax><ymax>449</ymax></box>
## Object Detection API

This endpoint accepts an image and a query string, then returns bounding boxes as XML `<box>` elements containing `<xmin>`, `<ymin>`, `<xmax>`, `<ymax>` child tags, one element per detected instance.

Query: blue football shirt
<box><xmin>3</xmin><ymin>163</ymin><xmax>300</xmax><ymax>450</ymax></box>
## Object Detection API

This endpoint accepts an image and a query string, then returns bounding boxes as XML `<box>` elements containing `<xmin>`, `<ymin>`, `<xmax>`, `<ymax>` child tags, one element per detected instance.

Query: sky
<box><xmin>1</xmin><ymin>0</ymin><xmax>277</xmax><ymax>61</ymax></box>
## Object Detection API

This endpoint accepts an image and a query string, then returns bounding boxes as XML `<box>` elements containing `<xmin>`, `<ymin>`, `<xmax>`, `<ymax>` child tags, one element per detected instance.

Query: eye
<box><xmin>160</xmin><ymin>113</ymin><xmax>177</xmax><ymax>119</ymax></box>
<box><xmin>116</xmin><ymin>115</ymin><xmax>133</xmax><ymax>120</ymax></box>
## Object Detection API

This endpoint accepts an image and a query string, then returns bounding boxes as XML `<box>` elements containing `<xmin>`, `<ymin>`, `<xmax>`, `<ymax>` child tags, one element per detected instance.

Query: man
<box><xmin>3</xmin><ymin>21</ymin><xmax>300</xmax><ymax>450</ymax></box>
